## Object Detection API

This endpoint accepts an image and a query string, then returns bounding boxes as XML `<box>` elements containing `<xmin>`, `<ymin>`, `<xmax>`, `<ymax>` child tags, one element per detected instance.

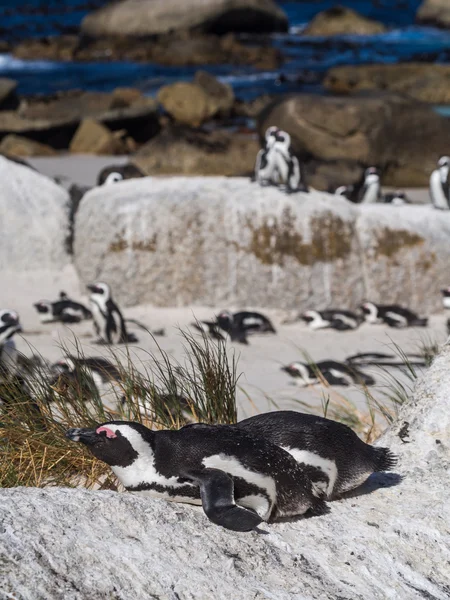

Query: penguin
<box><xmin>191</xmin><ymin>320</ymin><xmax>228</xmax><ymax>342</ymax></box>
<box><xmin>0</xmin><ymin>309</ymin><xmax>22</xmax><ymax>377</ymax></box>
<box><xmin>360</xmin><ymin>302</ymin><xmax>428</xmax><ymax>328</ymax></box>
<box><xmin>236</xmin><ymin>411</ymin><xmax>397</xmax><ymax>498</ymax></box>
<box><xmin>33</xmin><ymin>292</ymin><xmax>92</xmax><ymax>324</ymax></box>
<box><xmin>195</xmin><ymin>310</ymin><xmax>276</xmax><ymax>345</ymax></box>
<box><xmin>440</xmin><ymin>286</ymin><xmax>450</xmax><ymax>309</ymax></box>
<box><xmin>87</xmin><ymin>282</ymin><xmax>137</xmax><ymax>344</ymax></box>
<box><xmin>66</xmin><ymin>420</ymin><xmax>328</xmax><ymax>532</ymax></box>
<box><xmin>382</xmin><ymin>190</ymin><xmax>410</xmax><ymax>206</ymax></box>
<box><xmin>333</xmin><ymin>184</ymin><xmax>354</xmax><ymax>201</ymax></box>
<box><xmin>281</xmin><ymin>360</ymin><xmax>375</xmax><ymax>387</ymax></box>
<box><xmin>429</xmin><ymin>156</ymin><xmax>450</xmax><ymax>210</ymax></box>
<box><xmin>97</xmin><ymin>164</ymin><xmax>145</xmax><ymax>186</ymax></box>
<box><xmin>300</xmin><ymin>309</ymin><xmax>362</xmax><ymax>331</ymax></box>
<box><xmin>345</xmin><ymin>352</ymin><xmax>426</xmax><ymax>369</ymax></box>
<box><xmin>103</xmin><ymin>172</ymin><xmax>123</xmax><ymax>185</ymax></box>
<box><xmin>254</xmin><ymin>127</ymin><xmax>308</xmax><ymax>194</ymax></box>
<box><xmin>358</xmin><ymin>167</ymin><xmax>381</xmax><ymax>204</ymax></box>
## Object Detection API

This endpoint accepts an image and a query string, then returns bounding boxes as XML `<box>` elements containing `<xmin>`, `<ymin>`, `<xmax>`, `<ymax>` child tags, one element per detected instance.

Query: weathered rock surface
<box><xmin>0</xmin><ymin>91</ymin><xmax>159</xmax><ymax>148</ymax></box>
<box><xmin>12</xmin><ymin>33</ymin><xmax>282</xmax><ymax>69</ymax></box>
<box><xmin>0</xmin><ymin>77</ymin><xmax>18</xmax><ymax>110</ymax></box>
<box><xmin>303</xmin><ymin>6</ymin><xmax>386</xmax><ymax>36</ymax></box>
<box><xmin>73</xmin><ymin>176</ymin><xmax>450</xmax><ymax>312</ymax></box>
<box><xmin>81</xmin><ymin>0</ymin><xmax>288</xmax><ymax>37</ymax></box>
<box><xmin>0</xmin><ymin>156</ymin><xmax>70</xmax><ymax>272</ymax></box>
<box><xmin>0</xmin><ymin>134</ymin><xmax>57</xmax><ymax>157</ymax></box>
<box><xmin>258</xmin><ymin>92</ymin><xmax>450</xmax><ymax>186</ymax></box>
<box><xmin>69</xmin><ymin>119</ymin><xmax>127</xmax><ymax>155</ymax></box>
<box><xmin>133</xmin><ymin>127</ymin><xmax>259</xmax><ymax>176</ymax></box>
<box><xmin>2</xmin><ymin>343</ymin><xmax>450</xmax><ymax>599</ymax></box>
<box><xmin>417</xmin><ymin>0</ymin><xmax>450</xmax><ymax>28</ymax></box>
<box><xmin>157</xmin><ymin>74</ymin><xmax>234</xmax><ymax>127</ymax></box>
<box><xmin>324</xmin><ymin>63</ymin><xmax>450</xmax><ymax>104</ymax></box>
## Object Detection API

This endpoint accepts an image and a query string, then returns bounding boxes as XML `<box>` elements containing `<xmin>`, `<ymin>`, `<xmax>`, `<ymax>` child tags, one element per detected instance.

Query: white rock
<box><xmin>0</xmin><ymin>156</ymin><xmax>70</xmax><ymax>272</ymax></box>
<box><xmin>2</xmin><ymin>345</ymin><xmax>450</xmax><ymax>599</ymax></box>
<box><xmin>74</xmin><ymin>176</ymin><xmax>450</xmax><ymax>313</ymax></box>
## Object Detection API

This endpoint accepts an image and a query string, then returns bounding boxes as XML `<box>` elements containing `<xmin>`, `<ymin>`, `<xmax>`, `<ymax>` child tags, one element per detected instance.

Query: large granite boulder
<box><xmin>81</xmin><ymin>0</ymin><xmax>288</xmax><ymax>37</ymax></box>
<box><xmin>258</xmin><ymin>92</ymin><xmax>450</xmax><ymax>187</ymax></box>
<box><xmin>417</xmin><ymin>0</ymin><xmax>450</xmax><ymax>28</ymax></box>
<box><xmin>303</xmin><ymin>6</ymin><xmax>386</xmax><ymax>36</ymax></box>
<box><xmin>73</xmin><ymin>176</ymin><xmax>450</xmax><ymax>313</ymax></box>
<box><xmin>133</xmin><ymin>127</ymin><xmax>259</xmax><ymax>177</ymax></box>
<box><xmin>2</xmin><ymin>342</ymin><xmax>450</xmax><ymax>598</ymax></box>
<box><xmin>324</xmin><ymin>63</ymin><xmax>450</xmax><ymax>104</ymax></box>
<box><xmin>0</xmin><ymin>156</ymin><xmax>70</xmax><ymax>272</ymax></box>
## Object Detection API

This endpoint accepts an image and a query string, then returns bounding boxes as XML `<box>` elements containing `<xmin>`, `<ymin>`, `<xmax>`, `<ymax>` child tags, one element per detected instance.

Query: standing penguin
<box><xmin>430</xmin><ymin>156</ymin><xmax>450</xmax><ymax>210</ymax></box>
<box><xmin>236</xmin><ymin>411</ymin><xmax>397</xmax><ymax>498</ymax></box>
<box><xmin>87</xmin><ymin>282</ymin><xmax>136</xmax><ymax>344</ymax></box>
<box><xmin>254</xmin><ymin>126</ymin><xmax>279</xmax><ymax>186</ymax></box>
<box><xmin>66</xmin><ymin>420</ymin><xmax>328</xmax><ymax>531</ymax></box>
<box><xmin>358</xmin><ymin>167</ymin><xmax>381</xmax><ymax>204</ymax></box>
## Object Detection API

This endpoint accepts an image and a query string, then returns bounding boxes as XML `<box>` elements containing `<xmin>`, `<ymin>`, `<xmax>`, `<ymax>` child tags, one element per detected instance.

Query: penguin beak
<box><xmin>87</xmin><ymin>284</ymin><xmax>99</xmax><ymax>294</ymax></box>
<box><xmin>66</xmin><ymin>428</ymin><xmax>100</xmax><ymax>445</ymax></box>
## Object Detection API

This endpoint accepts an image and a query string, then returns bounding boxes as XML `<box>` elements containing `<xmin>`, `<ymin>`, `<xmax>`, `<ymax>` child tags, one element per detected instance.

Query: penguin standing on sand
<box><xmin>360</xmin><ymin>302</ymin><xmax>428</xmax><ymax>328</ymax></box>
<box><xmin>236</xmin><ymin>411</ymin><xmax>397</xmax><ymax>498</ymax></box>
<box><xmin>429</xmin><ymin>156</ymin><xmax>450</xmax><ymax>210</ymax></box>
<box><xmin>88</xmin><ymin>282</ymin><xmax>136</xmax><ymax>344</ymax></box>
<box><xmin>67</xmin><ymin>420</ymin><xmax>328</xmax><ymax>531</ymax></box>
<box><xmin>281</xmin><ymin>360</ymin><xmax>375</xmax><ymax>387</ymax></box>
<box><xmin>33</xmin><ymin>292</ymin><xmax>92</xmax><ymax>324</ymax></box>
<box><xmin>300</xmin><ymin>309</ymin><xmax>362</xmax><ymax>331</ymax></box>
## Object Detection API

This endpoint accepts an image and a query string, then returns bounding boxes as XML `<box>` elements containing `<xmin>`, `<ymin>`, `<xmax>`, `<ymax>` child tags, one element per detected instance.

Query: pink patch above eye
<box><xmin>96</xmin><ymin>426</ymin><xmax>117</xmax><ymax>439</ymax></box>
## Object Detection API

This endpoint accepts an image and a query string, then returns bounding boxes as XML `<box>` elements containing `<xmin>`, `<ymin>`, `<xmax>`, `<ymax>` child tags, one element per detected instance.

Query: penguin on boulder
<box><xmin>67</xmin><ymin>420</ymin><xmax>328</xmax><ymax>532</ymax></box>
<box><xmin>429</xmin><ymin>156</ymin><xmax>450</xmax><ymax>210</ymax></box>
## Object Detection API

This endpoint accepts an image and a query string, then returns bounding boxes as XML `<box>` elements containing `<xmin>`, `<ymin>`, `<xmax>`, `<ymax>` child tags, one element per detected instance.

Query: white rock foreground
<box><xmin>1</xmin><ymin>347</ymin><xmax>450</xmax><ymax>600</ymax></box>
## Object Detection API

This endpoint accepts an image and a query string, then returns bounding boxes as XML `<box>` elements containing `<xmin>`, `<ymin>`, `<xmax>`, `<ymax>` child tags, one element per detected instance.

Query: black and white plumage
<box><xmin>194</xmin><ymin>310</ymin><xmax>276</xmax><ymax>345</ymax></box>
<box><xmin>88</xmin><ymin>282</ymin><xmax>137</xmax><ymax>344</ymax></box>
<box><xmin>33</xmin><ymin>292</ymin><xmax>92</xmax><ymax>324</ymax></box>
<box><xmin>360</xmin><ymin>302</ymin><xmax>428</xmax><ymax>328</ymax></box>
<box><xmin>0</xmin><ymin>309</ymin><xmax>22</xmax><ymax>377</ymax></box>
<box><xmin>441</xmin><ymin>287</ymin><xmax>450</xmax><ymax>309</ymax></box>
<box><xmin>254</xmin><ymin>127</ymin><xmax>308</xmax><ymax>194</ymax></box>
<box><xmin>281</xmin><ymin>360</ymin><xmax>375</xmax><ymax>387</ymax></box>
<box><xmin>382</xmin><ymin>190</ymin><xmax>410</xmax><ymax>206</ymax></box>
<box><xmin>429</xmin><ymin>156</ymin><xmax>450</xmax><ymax>210</ymax></box>
<box><xmin>97</xmin><ymin>164</ymin><xmax>144</xmax><ymax>186</ymax></box>
<box><xmin>236</xmin><ymin>411</ymin><xmax>397</xmax><ymax>498</ymax></box>
<box><xmin>66</xmin><ymin>420</ymin><xmax>327</xmax><ymax>531</ymax></box>
<box><xmin>345</xmin><ymin>352</ymin><xmax>426</xmax><ymax>369</ymax></box>
<box><xmin>300</xmin><ymin>309</ymin><xmax>362</xmax><ymax>331</ymax></box>
<box><xmin>358</xmin><ymin>167</ymin><xmax>381</xmax><ymax>204</ymax></box>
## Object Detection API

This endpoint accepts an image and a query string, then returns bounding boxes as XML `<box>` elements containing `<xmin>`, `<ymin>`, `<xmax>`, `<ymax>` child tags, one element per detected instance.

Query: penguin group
<box><xmin>66</xmin><ymin>409</ymin><xmax>397</xmax><ymax>531</ymax></box>
<box><xmin>331</xmin><ymin>167</ymin><xmax>410</xmax><ymax>205</ymax></box>
<box><xmin>253</xmin><ymin>127</ymin><xmax>308</xmax><ymax>194</ymax></box>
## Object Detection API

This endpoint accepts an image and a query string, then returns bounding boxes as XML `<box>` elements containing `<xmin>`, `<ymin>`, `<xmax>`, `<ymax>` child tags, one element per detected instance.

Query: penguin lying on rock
<box><xmin>236</xmin><ymin>411</ymin><xmax>397</xmax><ymax>499</ymax></box>
<box><xmin>67</xmin><ymin>420</ymin><xmax>328</xmax><ymax>532</ymax></box>
<box><xmin>33</xmin><ymin>292</ymin><xmax>92</xmax><ymax>324</ymax></box>
<box><xmin>360</xmin><ymin>302</ymin><xmax>428</xmax><ymax>328</ymax></box>
<box><xmin>281</xmin><ymin>360</ymin><xmax>375</xmax><ymax>387</ymax></box>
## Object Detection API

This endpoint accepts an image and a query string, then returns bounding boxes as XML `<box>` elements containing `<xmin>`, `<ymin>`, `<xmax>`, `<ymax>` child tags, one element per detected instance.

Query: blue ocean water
<box><xmin>0</xmin><ymin>0</ymin><xmax>449</xmax><ymax>100</ymax></box>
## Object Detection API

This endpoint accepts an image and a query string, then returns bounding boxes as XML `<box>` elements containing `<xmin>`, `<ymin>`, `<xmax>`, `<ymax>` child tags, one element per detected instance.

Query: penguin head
<box><xmin>300</xmin><ymin>310</ymin><xmax>319</xmax><ymax>324</ymax></box>
<box><xmin>264</xmin><ymin>126</ymin><xmax>279</xmax><ymax>147</ymax></box>
<box><xmin>51</xmin><ymin>357</ymin><xmax>76</xmax><ymax>375</ymax></box>
<box><xmin>334</xmin><ymin>185</ymin><xmax>349</xmax><ymax>196</ymax></box>
<box><xmin>274</xmin><ymin>130</ymin><xmax>291</xmax><ymax>150</ymax></box>
<box><xmin>364</xmin><ymin>167</ymin><xmax>380</xmax><ymax>185</ymax></box>
<box><xmin>87</xmin><ymin>282</ymin><xmax>111</xmax><ymax>301</ymax></box>
<box><xmin>66</xmin><ymin>421</ymin><xmax>154</xmax><ymax>468</ymax></box>
<box><xmin>103</xmin><ymin>172</ymin><xmax>124</xmax><ymax>185</ymax></box>
<box><xmin>441</xmin><ymin>287</ymin><xmax>450</xmax><ymax>297</ymax></box>
<box><xmin>438</xmin><ymin>156</ymin><xmax>450</xmax><ymax>168</ymax></box>
<box><xmin>0</xmin><ymin>309</ymin><xmax>22</xmax><ymax>345</ymax></box>
<box><xmin>217</xmin><ymin>310</ymin><xmax>234</xmax><ymax>331</ymax></box>
<box><xmin>360</xmin><ymin>302</ymin><xmax>378</xmax><ymax>322</ymax></box>
<box><xmin>281</xmin><ymin>362</ymin><xmax>310</xmax><ymax>380</ymax></box>
<box><xmin>33</xmin><ymin>300</ymin><xmax>52</xmax><ymax>315</ymax></box>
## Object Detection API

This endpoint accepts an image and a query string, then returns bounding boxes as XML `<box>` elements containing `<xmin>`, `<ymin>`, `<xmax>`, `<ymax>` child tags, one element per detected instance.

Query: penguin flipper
<box><xmin>185</xmin><ymin>468</ymin><xmax>263</xmax><ymax>532</ymax></box>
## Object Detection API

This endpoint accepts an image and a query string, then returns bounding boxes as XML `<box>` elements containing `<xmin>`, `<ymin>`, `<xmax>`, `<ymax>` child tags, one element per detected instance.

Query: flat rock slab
<box><xmin>74</xmin><ymin>176</ymin><xmax>450</xmax><ymax>312</ymax></box>
<box><xmin>2</xmin><ymin>343</ymin><xmax>450</xmax><ymax>599</ymax></box>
